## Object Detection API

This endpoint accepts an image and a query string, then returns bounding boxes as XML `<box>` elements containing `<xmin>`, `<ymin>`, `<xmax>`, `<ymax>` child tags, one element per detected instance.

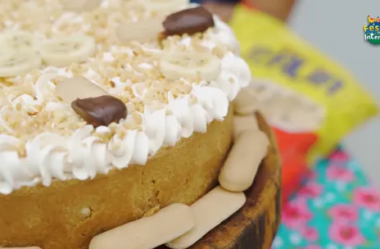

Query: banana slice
<box><xmin>0</xmin><ymin>51</ymin><xmax>42</xmax><ymax>77</ymax></box>
<box><xmin>142</xmin><ymin>0</ymin><xmax>189</xmax><ymax>12</ymax></box>
<box><xmin>56</xmin><ymin>77</ymin><xmax>108</xmax><ymax>103</ymax></box>
<box><xmin>40</xmin><ymin>35</ymin><xmax>96</xmax><ymax>67</ymax></box>
<box><xmin>0</xmin><ymin>31</ymin><xmax>40</xmax><ymax>52</ymax></box>
<box><xmin>115</xmin><ymin>18</ymin><xmax>165</xmax><ymax>44</ymax></box>
<box><xmin>160</xmin><ymin>52</ymin><xmax>221</xmax><ymax>81</ymax></box>
<box><xmin>60</xmin><ymin>0</ymin><xmax>103</xmax><ymax>12</ymax></box>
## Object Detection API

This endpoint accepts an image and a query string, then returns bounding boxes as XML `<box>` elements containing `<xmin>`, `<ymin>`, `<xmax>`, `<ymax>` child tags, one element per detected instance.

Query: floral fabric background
<box><xmin>273</xmin><ymin>147</ymin><xmax>380</xmax><ymax>249</ymax></box>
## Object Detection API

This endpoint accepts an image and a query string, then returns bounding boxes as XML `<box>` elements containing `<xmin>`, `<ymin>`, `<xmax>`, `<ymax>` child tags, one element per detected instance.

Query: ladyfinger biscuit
<box><xmin>89</xmin><ymin>203</ymin><xmax>195</xmax><ymax>249</ymax></box>
<box><xmin>233</xmin><ymin>88</ymin><xmax>258</xmax><ymax>115</ymax></box>
<box><xmin>233</xmin><ymin>115</ymin><xmax>259</xmax><ymax>140</ymax></box>
<box><xmin>219</xmin><ymin>130</ymin><xmax>269</xmax><ymax>192</ymax></box>
<box><xmin>166</xmin><ymin>186</ymin><xmax>246</xmax><ymax>249</ymax></box>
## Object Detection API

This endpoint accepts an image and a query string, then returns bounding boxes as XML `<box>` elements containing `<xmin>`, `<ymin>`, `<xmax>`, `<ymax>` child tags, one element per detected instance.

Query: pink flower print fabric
<box><xmin>272</xmin><ymin>147</ymin><xmax>380</xmax><ymax>249</ymax></box>
<box><xmin>329</xmin><ymin>222</ymin><xmax>365</xmax><ymax>246</ymax></box>
<box><xmin>282</xmin><ymin>199</ymin><xmax>313</xmax><ymax>229</ymax></box>
<box><xmin>326</xmin><ymin>164</ymin><xmax>355</xmax><ymax>182</ymax></box>
<box><xmin>328</xmin><ymin>204</ymin><xmax>359</xmax><ymax>221</ymax></box>
<box><xmin>353</xmin><ymin>187</ymin><xmax>380</xmax><ymax>212</ymax></box>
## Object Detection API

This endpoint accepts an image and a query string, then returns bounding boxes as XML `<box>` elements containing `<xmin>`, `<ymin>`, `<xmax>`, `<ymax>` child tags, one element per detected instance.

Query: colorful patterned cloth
<box><xmin>273</xmin><ymin>147</ymin><xmax>380</xmax><ymax>249</ymax></box>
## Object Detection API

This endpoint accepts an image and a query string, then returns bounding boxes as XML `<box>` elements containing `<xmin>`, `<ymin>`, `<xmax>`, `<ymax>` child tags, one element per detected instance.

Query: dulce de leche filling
<box><xmin>0</xmin><ymin>0</ymin><xmax>251</xmax><ymax>194</ymax></box>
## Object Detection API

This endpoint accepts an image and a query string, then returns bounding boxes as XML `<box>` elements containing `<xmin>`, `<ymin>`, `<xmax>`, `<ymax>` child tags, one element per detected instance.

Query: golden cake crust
<box><xmin>0</xmin><ymin>108</ymin><xmax>233</xmax><ymax>249</ymax></box>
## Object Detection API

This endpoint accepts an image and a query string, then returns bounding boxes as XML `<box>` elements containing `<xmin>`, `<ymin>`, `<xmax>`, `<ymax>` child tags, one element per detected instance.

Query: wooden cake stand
<box><xmin>160</xmin><ymin>112</ymin><xmax>282</xmax><ymax>249</ymax></box>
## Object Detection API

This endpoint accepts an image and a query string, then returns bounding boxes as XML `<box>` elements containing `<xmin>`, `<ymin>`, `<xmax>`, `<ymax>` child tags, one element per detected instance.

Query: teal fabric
<box><xmin>273</xmin><ymin>147</ymin><xmax>380</xmax><ymax>249</ymax></box>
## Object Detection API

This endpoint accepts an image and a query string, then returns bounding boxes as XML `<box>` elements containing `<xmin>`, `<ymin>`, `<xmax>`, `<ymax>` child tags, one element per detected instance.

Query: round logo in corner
<box><xmin>364</xmin><ymin>15</ymin><xmax>380</xmax><ymax>45</ymax></box>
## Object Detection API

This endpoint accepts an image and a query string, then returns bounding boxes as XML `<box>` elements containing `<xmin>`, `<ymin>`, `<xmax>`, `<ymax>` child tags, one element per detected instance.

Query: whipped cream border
<box><xmin>0</xmin><ymin>13</ymin><xmax>251</xmax><ymax>195</ymax></box>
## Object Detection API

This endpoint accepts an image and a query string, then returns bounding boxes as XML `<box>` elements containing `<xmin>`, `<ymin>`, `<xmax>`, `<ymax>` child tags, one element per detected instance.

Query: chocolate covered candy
<box><xmin>72</xmin><ymin>95</ymin><xmax>127</xmax><ymax>127</ymax></box>
<box><xmin>163</xmin><ymin>6</ymin><xmax>215</xmax><ymax>36</ymax></box>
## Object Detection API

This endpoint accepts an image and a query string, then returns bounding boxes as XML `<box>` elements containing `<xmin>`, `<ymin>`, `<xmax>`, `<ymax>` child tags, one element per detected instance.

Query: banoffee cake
<box><xmin>0</xmin><ymin>0</ymin><xmax>253</xmax><ymax>248</ymax></box>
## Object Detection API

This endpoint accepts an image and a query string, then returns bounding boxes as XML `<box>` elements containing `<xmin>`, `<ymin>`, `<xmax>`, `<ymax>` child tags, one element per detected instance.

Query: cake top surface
<box><xmin>0</xmin><ymin>0</ymin><xmax>251</xmax><ymax>194</ymax></box>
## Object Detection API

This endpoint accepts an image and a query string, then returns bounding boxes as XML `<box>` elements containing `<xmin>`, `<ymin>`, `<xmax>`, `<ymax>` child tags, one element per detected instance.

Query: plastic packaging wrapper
<box><xmin>230</xmin><ymin>5</ymin><xmax>378</xmax><ymax>201</ymax></box>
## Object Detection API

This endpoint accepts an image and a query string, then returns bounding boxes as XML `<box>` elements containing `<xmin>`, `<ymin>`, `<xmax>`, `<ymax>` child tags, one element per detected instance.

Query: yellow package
<box><xmin>230</xmin><ymin>5</ymin><xmax>378</xmax><ymax>163</ymax></box>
